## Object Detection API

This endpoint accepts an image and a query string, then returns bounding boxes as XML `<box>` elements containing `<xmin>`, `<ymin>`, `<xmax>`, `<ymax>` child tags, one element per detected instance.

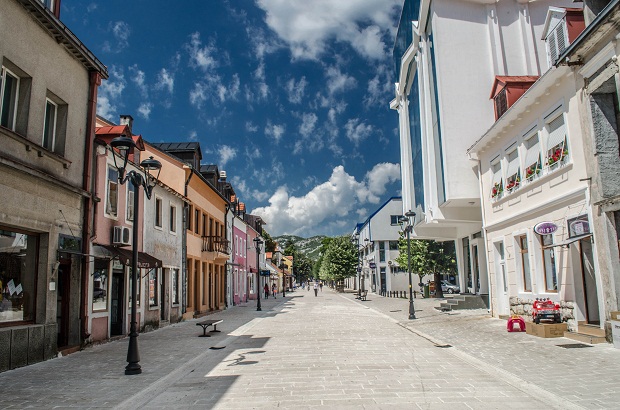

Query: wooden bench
<box><xmin>359</xmin><ymin>290</ymin><xmax>368</xmax><ymax>301</ymax></box>
<box><xmin>196</xmin><ymin>319</ymin><xmax>223</xmax><ymax>337</ymax></box>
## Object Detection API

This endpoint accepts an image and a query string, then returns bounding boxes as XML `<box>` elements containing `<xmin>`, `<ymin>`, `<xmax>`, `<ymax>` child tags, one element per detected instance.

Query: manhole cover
<box><xmin>556</xmin><ymin>343</ymin><xmax>593</xmax><ymax>349</ymax></box>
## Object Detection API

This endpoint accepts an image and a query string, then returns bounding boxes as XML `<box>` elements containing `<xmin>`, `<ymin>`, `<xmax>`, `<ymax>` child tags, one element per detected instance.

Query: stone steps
<box><xmin>439</xmin><ymin>294</ymin><xmax>488</xmax><ymax>311</ymax></box>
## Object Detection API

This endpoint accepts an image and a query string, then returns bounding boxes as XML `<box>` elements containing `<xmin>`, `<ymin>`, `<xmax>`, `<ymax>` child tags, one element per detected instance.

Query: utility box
<box><xmin>611</xmin><ymin>320</ymin><xmax>620</xmax><ymax>349</ymax></box>
<box><xmin>526</xmin><ymin>322</ymin><xmax>567</xmax><ymax>338</ymax></box>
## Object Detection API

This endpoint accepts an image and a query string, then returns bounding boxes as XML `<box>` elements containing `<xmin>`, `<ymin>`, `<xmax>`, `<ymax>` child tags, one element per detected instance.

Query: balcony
<box><xmin>202</xmin><ymin>236</ymin><xmax>230</xmax><ymax>256</ymax></box>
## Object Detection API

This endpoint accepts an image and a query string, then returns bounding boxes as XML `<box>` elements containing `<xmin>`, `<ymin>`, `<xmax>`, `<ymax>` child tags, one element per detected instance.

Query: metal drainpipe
<box><xmin>182</xmin><ymin>168</ymin><xmax>193</xmax><ymax>314</ymax></box>
<box><xmin>80</xmin><ymin>71</ymin><xmax>101</xmax><ymax>342</ymax></box>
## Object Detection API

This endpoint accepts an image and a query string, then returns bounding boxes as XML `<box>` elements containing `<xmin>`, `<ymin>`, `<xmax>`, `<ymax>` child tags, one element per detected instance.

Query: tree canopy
<box><xmin>318</xmin><ymin>236</ymin><xmax>357</xmax><ymax>282</ymax></box>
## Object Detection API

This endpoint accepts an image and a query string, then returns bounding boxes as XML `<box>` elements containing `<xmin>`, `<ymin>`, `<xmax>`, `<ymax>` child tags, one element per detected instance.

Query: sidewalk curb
<box><xmin>339</xmin><ymin>292</ymin><xmax>586</xmax><ymax>410</ymax></box>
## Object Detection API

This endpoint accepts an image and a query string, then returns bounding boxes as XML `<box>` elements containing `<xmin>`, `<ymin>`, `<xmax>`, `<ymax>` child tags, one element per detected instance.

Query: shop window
<box><xmin>106</xmin><ymin>165</ymin><xmax>119</xmax><ymax>217</ymax></box>
<box><xmin>172</xmin><ymin>269</ymin><xmax>179</xmax><ymax>305</ymax></box>
<box><xmin>545</xmin><ymin>114</ymin><xmax>569</xmax><ymax>168</ymax></box>
<box><xmin>0</xmin><ymin>229</ymin><xmax>38</xmax><ymax>324</ymax></box>
<box><xmin>149</xmin><ymin>269</ymin><xmax>158</xmax><ymax>306</ymax></box>
<box><xmin>169</xmin><ymin>205</ymin><xmax>176</xmax><ymax>233</ymax></box>
<box><xmin>92</xmin><ymin>259</ymin><xmax>109</xmax><ymax>311</ymax></box>
<box><xmin>541</xmin><ymin>234</ymin><xmax>558</xmax><ymax>291</ymax></box>
<box><xmin>155</xmin><ymin>197</ymin><xmax>162</xmax><ymax>228</ymax></box>
<box><xmin>518</xmin><ymin>235</ymin><xmax>532</xmax><ymax>292</ymax></box>
<box><xmin>126</xmin><ymin>181</ymin><xmax>135</xmax><ymax>222</ymax></box>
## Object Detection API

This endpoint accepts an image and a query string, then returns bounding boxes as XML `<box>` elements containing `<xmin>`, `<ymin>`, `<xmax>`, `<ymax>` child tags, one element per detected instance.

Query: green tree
<box><xmin>318</xmin><ymin>236</ymin><xmax>357</xmax><ymax>288</ymax></box>
<box><xmin>396</xmin><ymin>238</ymin><xmax>457</xmax><ymax>298</ymax></box>
<box><xmin>283</xmin><ymin>242</ymin><xmax>313</xmax><ymax>283</ymax></box>
<box><xmin>261</xmin><ymin>228</ymin><xmax>276</xmax><ymax>253</ymax></box>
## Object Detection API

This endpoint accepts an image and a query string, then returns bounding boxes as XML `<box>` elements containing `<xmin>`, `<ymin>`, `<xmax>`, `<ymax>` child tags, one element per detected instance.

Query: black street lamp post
<box><xmin>110</xmin><ymin>135</ymin><xmax>162</xmax><ymax>375</ymax></box>
<box><xmin>253</xmin><ymin>237</ymin><xmax>263</xmax><ymax>311</ymax></box>
<box><xmin>399</xmin><ymin>210</ymin><xmax>417</xmax><ymax>320</ymax></box>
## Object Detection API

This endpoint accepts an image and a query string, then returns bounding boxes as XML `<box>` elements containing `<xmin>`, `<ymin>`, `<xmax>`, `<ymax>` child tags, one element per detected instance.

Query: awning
<box><xmin>551</xmin><ymin>234</ymin><xmax>593</xmax><ymax>248</ymax></box>
<box><xmin>96</xmin><ymin>244</ymin><xmax>162</xmax><ymax>269</ymax></box>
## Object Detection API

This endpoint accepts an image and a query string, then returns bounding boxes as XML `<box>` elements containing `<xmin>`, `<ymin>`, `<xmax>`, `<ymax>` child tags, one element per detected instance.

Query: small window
<box><xmin>1</xmin><ymin>67</ymin><xmax>19</xmax><ymax>130</ymax></box>
<box><xmin>541</xmin><ymin>234</ymin><xmax>557</xmax><ymax>292</ymax></box>
<box><xmin>155</xmin><ymin>197</ymin><xmax>162</xmax><ymax>228</ymax></box>
<box><xmin>505</xmin><ymin>146</ymin><xmax>520</xmax><ymax>192</ymax></box>
<box><xmin>126</xmin><ymin>181</ymin><xmax>135</xmax><ymax>222</ymax></box>
<box><xmin>390</xmin><ymin>215</ymin><xmax>400</xmax><ymax>225</ymax></box>
<box><xmin>169</xmin><ymin>205</ymin><xmax>177</xmax><ymax>233</ymax></box>
<box><xmin>93</xmin><ymin>259</ymin><xmax>109</xmax><ymax>311</ymax></box>
<box><xmin>519</xmin><ymin>235</ymin><xmax>532</xmax><ymax>292</ymax></box>
<box><xmin>106</xmin><ymin>166</ymin><xmax>119</xmax><ymax>217</ymax></box>
<box><xmin>389</xmin><ymin>241</ymin><xmax>399</xmax><ymax>250</ymax></box>
<box><xmin>42</xmin><ymin>99</ymin><xmax>57</xmax><ymax>151</ymax></box>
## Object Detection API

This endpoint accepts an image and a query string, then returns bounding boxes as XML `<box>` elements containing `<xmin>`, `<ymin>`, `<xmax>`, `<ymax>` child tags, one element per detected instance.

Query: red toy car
<box><xmin>532</xmin><ymin>298</ymin><xmax>561</xmax><ymax>324</ymax></box>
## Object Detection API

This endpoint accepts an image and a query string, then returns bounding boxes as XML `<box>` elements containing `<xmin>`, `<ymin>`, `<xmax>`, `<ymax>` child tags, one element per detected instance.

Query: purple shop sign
<box><xmin>534</xmin><ymin>221</ymin><xmax>558</xmax><ymax>235</ymax></box>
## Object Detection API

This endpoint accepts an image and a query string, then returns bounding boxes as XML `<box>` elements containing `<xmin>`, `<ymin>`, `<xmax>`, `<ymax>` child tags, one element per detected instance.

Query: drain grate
<box><xmin>435</xmin><ymin>344</ymin><xmax>452</xmax><ymax>348</ymax></box>
<box><xmin>556</xmin><ymin>343</ymin><xmax>593</xmax><ymax>349</ymax></box>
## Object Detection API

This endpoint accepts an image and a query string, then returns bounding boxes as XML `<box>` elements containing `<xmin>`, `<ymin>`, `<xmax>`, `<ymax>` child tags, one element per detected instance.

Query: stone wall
<box><xmin>509</xmin><ymin>297</ymin><xmax>576</xmax><ymax>332</ymax></box>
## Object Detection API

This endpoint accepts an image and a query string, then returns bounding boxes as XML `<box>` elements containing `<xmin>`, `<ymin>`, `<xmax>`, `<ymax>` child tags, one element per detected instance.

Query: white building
<box><xmin>390</xmin><ymin>0</ymin><xmax>578</xmax><ymax>306</ymax></box>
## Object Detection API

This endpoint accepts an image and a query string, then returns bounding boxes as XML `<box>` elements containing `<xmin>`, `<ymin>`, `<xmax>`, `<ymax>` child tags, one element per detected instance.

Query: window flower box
<box><xmin>491</xmin><ymin>182</ymin><xmax>503</xmax><ymax>199</ymax></box>
<box><xmin>525</xmin><ymin>163</ymin><xmax>541</xmax><ymax>181</ymax></box>
<box><xmin>546</xmin><ymin>147</ymin><xmax>568</xmax><ymax>168</ymax></box>
<box><xmin>506</xmin><ymin>176</ymin><xmax>520</xmax><ymax>193</ymax></box>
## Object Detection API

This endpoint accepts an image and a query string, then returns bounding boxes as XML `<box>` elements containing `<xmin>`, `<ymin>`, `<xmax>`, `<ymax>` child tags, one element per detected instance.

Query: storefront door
<box><xmin>580</xmin><ymin>239</ymin><xmax>600</xmax><ymax>324</ymax></box>
<box><xmin>56</xmin><ymin>259</ymin><xmax>71</xmax><ymax>348</ymax></box>
<box><xmin>110</xmin><ymin>270</ymin><xmax>124</xmax><ymax>336</ymax></box>
<box><xmin>160</xmin><ymin>269</ymin><xmax>167</xmax><ymax>321</ymax></box>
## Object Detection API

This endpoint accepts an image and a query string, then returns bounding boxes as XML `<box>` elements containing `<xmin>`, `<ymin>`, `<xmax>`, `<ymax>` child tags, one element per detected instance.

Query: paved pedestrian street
<box><xmin>2</xmin><ymin>290</ymin><xmax>620</xmax><ymax>409</ymax></box>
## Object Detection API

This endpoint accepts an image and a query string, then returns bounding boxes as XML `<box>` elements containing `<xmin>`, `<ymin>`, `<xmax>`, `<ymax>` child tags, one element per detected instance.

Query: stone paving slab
<box><xmin>0</xmin><ymin>289</ymin><xmax>613</xmax><ymax>409</ymax></box>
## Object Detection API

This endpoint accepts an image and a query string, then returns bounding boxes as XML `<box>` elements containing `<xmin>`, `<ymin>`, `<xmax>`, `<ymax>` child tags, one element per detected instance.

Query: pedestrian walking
<box><xmin>313</xmin><ymin>282</ymin><xmax>318</xmax><ymax>297</ymax></box>
<box><xmin>319</xmin><ymin>282</ymin><xmax>323</xmax><ymax>292</ymax></box>
<box><xmin>272</xmin><ymin>283</ymin><xmax>277</xmax><ymax>299</ymax></box>
<box><xmin>264</xmin><ymin>283</ymin><xmax>269</xmax><ymax>299</ymax></box>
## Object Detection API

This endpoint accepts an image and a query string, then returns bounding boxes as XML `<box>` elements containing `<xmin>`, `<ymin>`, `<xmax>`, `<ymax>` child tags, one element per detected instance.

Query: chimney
<box><xmin>220</xmin><ymin>170</ymin><xmax>227</xmax><ymax>181</ymax></box>
<box><xmin>119</xmin><ymin>114</ymin><xmax>134</xmax><ymax>134</ymax></box>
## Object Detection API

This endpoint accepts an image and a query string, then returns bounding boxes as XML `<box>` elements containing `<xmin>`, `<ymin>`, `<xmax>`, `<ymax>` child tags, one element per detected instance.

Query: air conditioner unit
<box><xmin>112</xmin><ymin>226</ymin><xmax>131</xmax><ymax>246</ymax></box>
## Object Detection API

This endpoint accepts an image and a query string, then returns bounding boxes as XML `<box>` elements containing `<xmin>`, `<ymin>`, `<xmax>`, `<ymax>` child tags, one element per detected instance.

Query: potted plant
<box><xmin>546</xmin><ymin>147</ymin><xmax>568</xmax><ymax>167</ymax></box>
<box><xmin>491</xmin><ymin>182</ymin><xmax>503</xmax><ymax>199</ymax></box>
<box><xmin>525</xmin><ymin>164</ymin><xmax>540</xmax><ymax>180</ymax></box>
<box><xmin>506</xmin><ymin>176</ymin><xmax>520</xmax><ymax>192</ymax></box>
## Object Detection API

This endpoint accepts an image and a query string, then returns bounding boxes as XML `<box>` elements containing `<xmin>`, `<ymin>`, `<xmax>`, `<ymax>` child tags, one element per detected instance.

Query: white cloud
<box><xmin>186</xmin><ymin>32</ymin><xmax>218</xmax><ymax>71</ymax></box>
<box><xmin>326</xmin><ymin>66</ymin><xmax>357</xmax><ymax>95</ymax></box>
<box><xmin>255</xmin><ymin>0</ymin><xmax>401</xmax><ymax>60</ymax></box>
<box><xmin>189</xmin><ymin>131</ymin><xmax>198</xmax><ymax>141</ymax></box>
<box><xmin>137</xmin><ymin>102</ymin><xmax>153</xmax><ymax>120</ymax></box>
<box><xmin>251</xmin><ymin>163</ymin><xmax>401</xmax><ymax>236</ymax></box>
<box><xmin>155</xmin><ymin>68</ymin><xmax>174</xmax><ymax>94</ymax></box>
<box><xmin>218</xmin><ymin>145</ymin><xmax>238</xmax><ymax>167</ymax></box>
<box><xmin>102</xmin><ymin>21</ymin><xmax>130</xmax><ymax>53</ymax></box>
<box><xmin>129</xmin><ymin>65</ymin><xmax>147</xmax><ymax>97</ymax></box>
<box><xmin>345</xmin><ymin>118</ymin><xmax>373</xmax><ymax>145</ymax></box>
<box><xmin>231</xmin><ymin>176</ymin><xmax>270</xmax><ymax>202</ymax></box>
<box><xmin>299</xmin><ymin>112</ymin><xmax>317</xmax><ymax>138</ymax></box>
<box><xmin>189</xmin><ymin>82</ymin><xmax>207</xmax><ymax>108</ymax></box>
<box><xmin>265</xmin><ymin>121</ymin><xmax>285</xmax><ymax>143</ymax></box>
<box><xmin>286</xmin><ymin>76</ymin><xmax>307</xmax><ymax>104</ymax></box>
<box><xmin>246</xmin><ymin>122</ymin><xmax>259</xmax><ymax>133</ymax></box>
<box><xmin>364</xmin><ymin>64</ymin><xmax>390</xmax><ymax>107</ymax></box>
<box><xmin>97</xmin><ymin>66</ymin><xmax>126</xmax><ymax>121</ymax></box>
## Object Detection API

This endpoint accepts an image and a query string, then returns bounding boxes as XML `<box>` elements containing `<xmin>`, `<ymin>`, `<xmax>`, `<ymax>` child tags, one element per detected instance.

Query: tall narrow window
<box><xmin>541</xmin><ymin>234</ymin><xmax>557</xmax><ymax>291</ymax></box>
<box><xmin>524</xmin><ymin>132</ymin><xmax>541</xmax><ymax>181</ymax></box>
<box><xmin>187</xmin><ymin>205</ymin><xmax>193</xmax><ymax>232</ymax></box>
<box><xmin>172</xmin><ymin>269</ymin><xmax>179</xmax><ymax>305</ymax></box>
<box><xmin>505</xmin><ymin>145</ymin><xmax>520</xmax><ymax>192</ymax></box>
<box><xmin>519</xmin><ymin>235</ymin><xmax>532</xmax><ymax>291</ymax></box>
<box><xmin>126</xmin><ymin>181</ymin><xmax>135</xmax><ymax>222</ymax></box>
<box><xmin>155</xmin><ymin>197</ymin><xmax>162</xmax><ymax>228</ymax></box>
<box><xmin>497</xmin><ymin>242</ymin><xmax>507</xmax><ymax>293</ymax></box>
<box><xmin>491</xmin><ymin>156</ymin><xmax>503</xmax><ymax>199</ymax></box>
<box><xmin>1</xmin><ymin>67</ymin><xmax>19</xmax><ymax>130</ymax></box>
<box><xmin>106</xmin><ymin>166</ymin><xmax>119</xmax><ymax>217</ymax></box>
<box><xmin>170</xmin><ymin>205</ymin><xmax>176</xmax><ymax>233</ymax></box>
<box><xmin>194</xmin><ymin>209</ymin><xmax>199</xmax><ymax>234</ymax></box>
<box><xmin>379</xmin><ymin>241</ymin><xmax>385</xmax><ymax>262</ymax></box>
<box><xmin>202</xmin><ymin>213</ymin><xmax>206</xmax><ymax>237</ymax></box>
<box><xmin>42</xmin><ymin>99</ymin><xmax>57</xmax><ymax>151</ymax></box>
<box><xmin>545</xmin><ymin>114</ymin><xmax>568</xmax><ymax>168</ymax></box>
<box><xmin>149</xmin><ymin>269</ymin><xmax>158</xmax><ymax>306</ymax></box>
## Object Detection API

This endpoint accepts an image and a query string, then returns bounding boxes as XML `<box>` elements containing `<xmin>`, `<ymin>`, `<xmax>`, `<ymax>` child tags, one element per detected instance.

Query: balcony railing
<box><xmin>202</xmin><ymin>236</ymin><xmax>230</xmax><ymax>254</ymax></box>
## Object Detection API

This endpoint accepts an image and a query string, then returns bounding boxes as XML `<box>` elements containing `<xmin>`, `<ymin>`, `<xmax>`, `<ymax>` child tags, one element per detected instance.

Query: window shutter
<box><xmin>547</xmin><ymin>115</ymin><xmax>566</xmax><ymax>149</ymax></box>
<box><xmin>548</xmin><ymin>31</ymin><xmax>558</xmax><ymax>64</ymax></box>
<box><xmin>524</xmin><ymin>137</ymin><xmax>541</xmax><ymax>168</ymax></box>
<box><xmin>556</xmin><ymin>21</ymin><xmax>567</xmax><ymax>56</ymax></box>
<box><xmin>506</xmin><ymin>150</ymin><xmax>520</xmax><ymax>178</ymax></box>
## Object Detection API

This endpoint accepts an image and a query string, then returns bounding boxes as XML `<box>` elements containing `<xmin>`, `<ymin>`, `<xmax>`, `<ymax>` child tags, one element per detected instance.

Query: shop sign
<box><xmin>534</xmin><ymin>221</ymin><xmax>558</xmax><ymax>235</ymax></box>
<box><xmin>567</xmin><ymin>214</ymin><xmax>590</xmax><ymax>238</ymax></box>
<box><xmin>369</xmin><ymin>262</ymin><xmax>376</xmax><ymax>269</ymax></box>
<box><xmin>260</xmin><ymin>270</ymin><xmax>270</xmax><ymax>276</ymax></box>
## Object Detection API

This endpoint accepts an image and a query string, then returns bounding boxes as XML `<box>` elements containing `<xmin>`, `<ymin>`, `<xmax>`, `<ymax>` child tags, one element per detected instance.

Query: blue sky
<box><xmin>63</xmin><ymin>0</ymin><xmax>403</xmax><ymax>237</ymax></box>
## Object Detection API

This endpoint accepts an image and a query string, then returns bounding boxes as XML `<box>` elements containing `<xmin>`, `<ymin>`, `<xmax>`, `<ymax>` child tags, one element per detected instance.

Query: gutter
<box><xmin>182</xmin><ymin>167</ymin><xmax>193</xmax><ymax>314</ymax></box>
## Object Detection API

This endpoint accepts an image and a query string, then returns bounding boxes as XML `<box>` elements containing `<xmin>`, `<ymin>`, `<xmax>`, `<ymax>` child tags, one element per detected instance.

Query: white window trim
<box><xmin>125</xmin><ymin>182</ymin><xmax>135</xmax><ymax>224</ymax></box>
<box><xmin>42</xmin><ymin>98</ymin><xmax>58</xmax><ymax>151</ymax></box>
<box><xmin>154</xmin><ymin>196</ymin><xmax>163</xmax><ymax>230</ymax></box>
<box><xmin>105</xmin><ymin>164</ymin><xmax>119</xmax><ymax>219</ymax></box>
<box><xmin>1</xmin><ymin>66</ymin><xmax>20</xmax><ymax>131</ymax></box>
